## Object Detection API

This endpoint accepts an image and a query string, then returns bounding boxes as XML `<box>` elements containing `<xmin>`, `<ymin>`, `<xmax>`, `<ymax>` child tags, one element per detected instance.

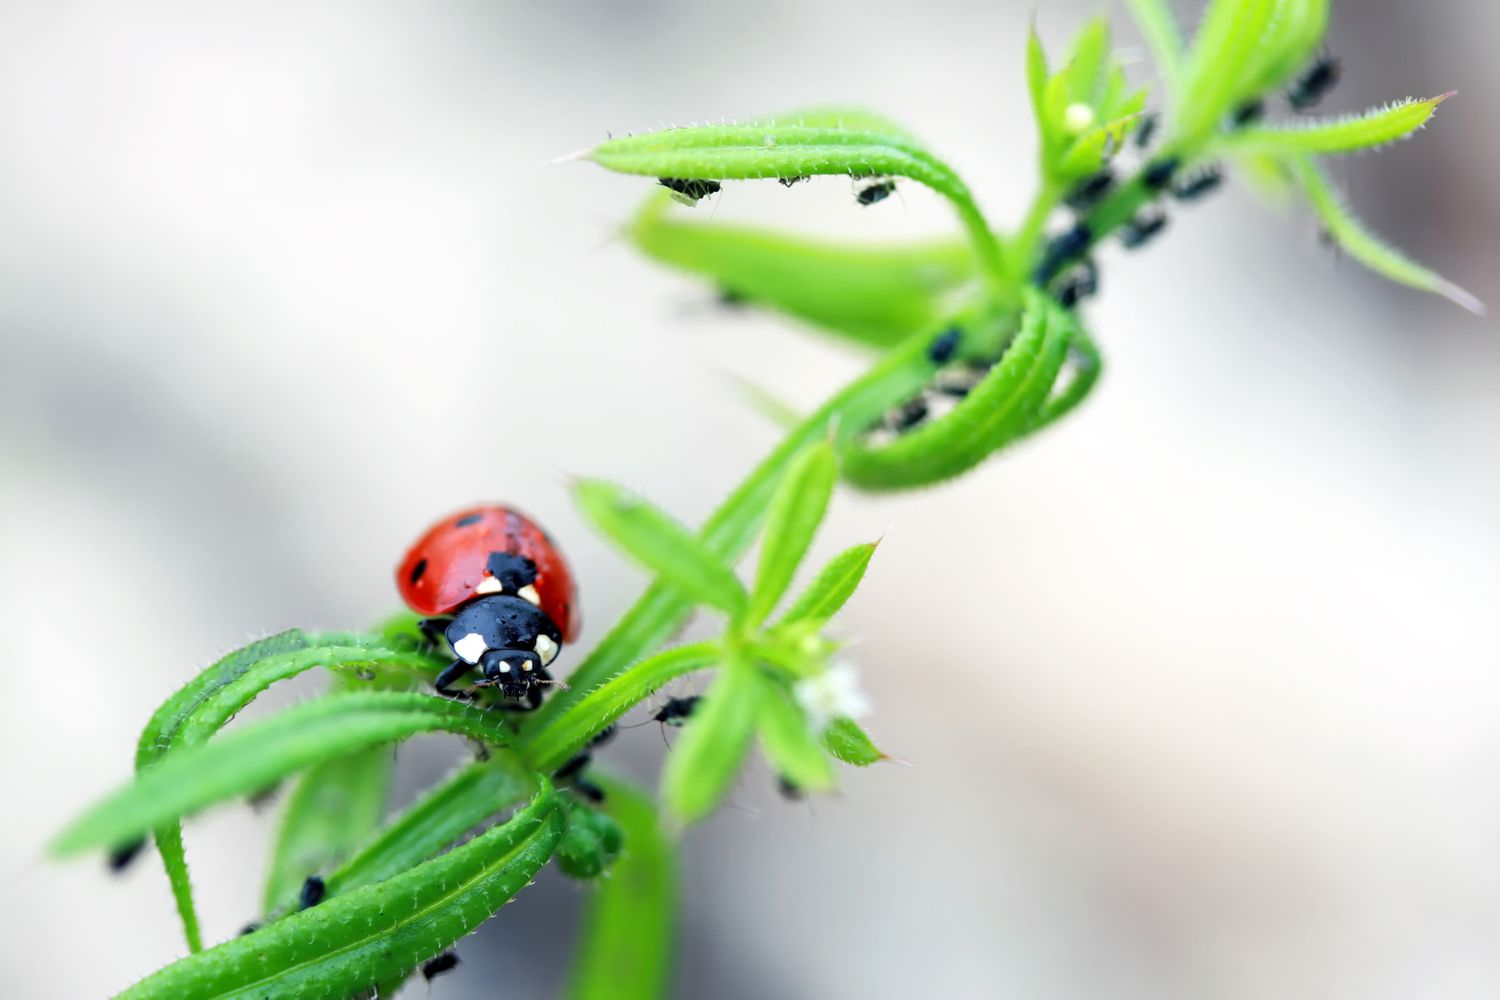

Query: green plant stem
<box><xmin>1009</xmin><ymin>177</ymin><xmax>1064</xmax><ymax>281</ymax></box>
<box><xmin>519</xmin><ymin>303</ymin><xmax>1007</xmax><ymax>739</ymax></box>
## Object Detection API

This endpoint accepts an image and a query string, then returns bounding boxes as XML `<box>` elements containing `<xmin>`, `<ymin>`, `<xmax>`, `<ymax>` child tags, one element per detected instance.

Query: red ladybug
<box><xmin>397</xmin><ymin>505</ymin><xmax>579</xmax><ymax>709</ymax></box>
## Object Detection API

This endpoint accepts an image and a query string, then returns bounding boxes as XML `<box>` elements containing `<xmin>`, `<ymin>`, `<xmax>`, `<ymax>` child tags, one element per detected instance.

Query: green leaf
<box><xmin>1125</xmin><ymin>0</ymin><xmax>1186</xmax><ymax>89</ymax></box>
<box><xmin>262</xmin><ymin>743</ymin><xmax>394</xmax><ymax>914</ymax></box>
<box><xmin>823</xmin><ymin>717</ymin><xmax>888</xmax><ymax>766</ymax></box>
<box><xmin>1026</xmin><ymin>27</ymin><xmax>1051</xmax><ymax>145</ymax></box>
<box><xmin>524</xmin><ymin>642</ymin><xmax>721</xmax><ymax>773</ymax></box>
<box><xmin>744</xmin><ymin>105</ymin><xmax>917</xmax><ymax>138</ymax></box>
<box><xmin>55</xmin><ymin>692</ymin><xmax>513</xmax><ymax>857</ymax></box>
<box><xmin>1174</xmin><ymin>0</ymin><xmax>1277</xmax><ymax>142</ymax></box>
<box><xmin>747</xmin><ymin>441</ymin><xmax>837</xmax><ymax>625</ymax></box>
<box><xmin>567</xmin><ymin>776</ymin><xmax>676</xmax><ymax>1000</ymax></box>
<box><xmin>1239</xmin><ymin>0</ymin><xmax>1331</xmax><ymax>100</ymax></box>
<box><xmin>574</xmin><ymin>479</ymin><xmax>749</xmax><ymax>618</ymax></box>
<box><xmin>326</xmin><ymin>756</ymin><xmax>534</xmax><ymax>899</ymax></box>
<box><xmin>523</xmin><ymin>316</ymin><xmax>987</xmax><ymax>737</ymax></box>
<box><xmin>629</xmin><ymin>194</ymin><xmax>978</xmax><ymax>349</ymax></box>
<box><xmin>756</xmin><ymin>681</ymin><xmax>836</xmax><ymax>793</ymax></box>
<box><xmin>1033</xmin><ymin>321</ymin><xmax>1104</xmax><ymax>430</ymax></box>
<box><xmin>662</xmin><ymin>661</ymin><xmax>763</xmax><ymax>824</ymax></box>
<box><xmin>587</xmin><ymin>120</ymin><xmax>1005</xmax><ymax>285</ymax></box>
<box><xmin>777</xmin><ymin>542</ymin><xmax>877</xmax><ymax>627</ymax></box>
<box><xmin>839</xmin><ymin>291</ymin><xmax>1075</xmax><ymax>489</ymax></box>
<box><xmin>1225</xmin><ymin>93</ymin><xmax>1453</xmax><ymax>156</ymax></box>
<box><xmin>1287</xmin><ymin>155</ymin><xmax>1483</xmax><ymax>314</ymax></box>
<box><xmin>112</xmin><ymin>787</ymin><xmax>563</xmax><ymax>1000</ymax></box>
<box><xmin>131</xmin><ymin>630</ymin><xmax>444</xmax><ymax>952</ymax></box>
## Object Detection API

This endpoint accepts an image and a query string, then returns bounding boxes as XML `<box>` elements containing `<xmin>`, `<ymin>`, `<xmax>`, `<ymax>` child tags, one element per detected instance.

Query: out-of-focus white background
<box><xmin>2</xmin><ymin>1</ymin><xmax>1496</xmax><ymax>997</ymax></box>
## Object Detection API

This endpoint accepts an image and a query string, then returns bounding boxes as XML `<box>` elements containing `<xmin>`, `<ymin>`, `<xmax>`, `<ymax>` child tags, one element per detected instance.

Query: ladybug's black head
<box><xmin>445</xmin><ymin>594</ymin><xmax>563</xmax><ymax>675</ymax></box>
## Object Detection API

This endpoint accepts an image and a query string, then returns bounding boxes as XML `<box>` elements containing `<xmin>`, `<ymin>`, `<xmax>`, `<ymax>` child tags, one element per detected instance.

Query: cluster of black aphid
<box><xmin>856</xmin><ymin>325</ymin><xmax>1007</xmax><ymax>445</ymax></box>
<box><xmin>1034</xmin><ymin>53</ymin><xmax>1342</xmax><ymax>311</ymax></box>
<box><xmin>658</xmin><ymin>172</ymin><xmax>899</xmax><ymax>209</ymax></box>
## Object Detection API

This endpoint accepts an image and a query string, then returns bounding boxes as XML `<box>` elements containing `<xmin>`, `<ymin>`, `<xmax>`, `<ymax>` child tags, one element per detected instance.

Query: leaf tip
<box><xmin>1438</xmin><ymin>280</ymin><xmax>1486</xmax><ymax>316</ymax></box>
<box><xmin>549</xmin><ymin>146</ymin><xmax>594</xmax><ymax>166</ymax></box>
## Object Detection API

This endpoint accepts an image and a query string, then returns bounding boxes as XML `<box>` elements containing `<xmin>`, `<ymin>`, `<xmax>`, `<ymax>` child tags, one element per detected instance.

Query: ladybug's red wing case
<box><xmin>396</xmin><ymin>505</ymin><xmax>580</xmax><ymax>642</ymax></box>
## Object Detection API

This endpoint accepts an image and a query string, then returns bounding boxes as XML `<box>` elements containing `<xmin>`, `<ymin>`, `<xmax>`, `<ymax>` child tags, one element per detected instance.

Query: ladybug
<box><xmin>397</xmin><ymin>504</ymin><xmax>580</xmax><ymax>709</ymax></box>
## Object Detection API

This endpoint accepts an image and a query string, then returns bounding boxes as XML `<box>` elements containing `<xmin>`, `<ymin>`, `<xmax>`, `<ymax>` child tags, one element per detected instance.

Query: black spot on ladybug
<box><xmin>486</xmin><ymin>551</ymin><xmax>538</xmax><ymax>591</ymax></box>
<box><xmin>927</xmin><ymin>327</ymin><xmax>961</xmax><ymax>365</ymax></box>
<box><xmin>422</xmin><ymin>951</ymin><xmax>461</xmax><ymax>981</ymax></box>
<box><xmin>299</xmin><ymin>875</ymin><xmax>326</xmax><ymax>909</ymax></box>
<box><xmin>409</xmin><ymin>558</ymin><xmax>427</xmax><ymax>585</ymax></box>
<box><xmin>455</xmin><ymin>513</ymin><xmax>483</xmax><ymax>528</ymax></box>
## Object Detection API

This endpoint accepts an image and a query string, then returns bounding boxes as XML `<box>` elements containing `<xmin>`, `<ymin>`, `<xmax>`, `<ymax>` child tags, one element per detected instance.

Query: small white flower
<box><xmin>794</xmin><ymin>662</ymin><xmax>872</xmax><ymax>732</ymax></box>
<box><xmin>1063</xmin><ymin>102</ymin><xmax>1096</xmax><ymax>135</ymax></box>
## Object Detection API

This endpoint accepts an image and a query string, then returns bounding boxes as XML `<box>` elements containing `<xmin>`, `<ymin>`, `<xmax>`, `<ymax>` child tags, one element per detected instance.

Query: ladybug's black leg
<box><xmin>433</xmin><ymin>658</ymin><xmax>475</xmax><ymax>697</ymax></box>
<box><xmin>417</xmin><ymin>617</ymin><xmax>451</xmax><ymax>649</ymax></box>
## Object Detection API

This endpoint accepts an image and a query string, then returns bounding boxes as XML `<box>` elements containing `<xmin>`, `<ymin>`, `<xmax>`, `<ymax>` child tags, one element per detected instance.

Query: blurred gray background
<box><xmin>2</xmin><ymin>1</ymin><xmax>1496</xmax><ymax>997</ymax></box>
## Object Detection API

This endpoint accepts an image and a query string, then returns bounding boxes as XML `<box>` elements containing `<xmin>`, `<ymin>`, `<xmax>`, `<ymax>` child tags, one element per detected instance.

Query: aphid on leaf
<box><xmin>1230</xmin><ymin>99</ymin><xmax>1266</xmax><ymax>127</ymax></box>
<box><xmin>398</xmin><ymin>505</ymin><xmax>580</xmax><ymax>711</ymax></box>
<box><xmin>1054</xmin><ymin>259</ymin><xmax>1099</xmax><ymax>310</ymax></box>
<box><xmin>246</xmin><ymin>780</ymin><xmax>281</xmax><ymax>812</ymax></box>
<box><xmin>1119</xmin><ymin>207</ymin><xmax>1169</xmax><ymax>250</ymax></box>
<box><xmin>1064</xmin><ymin>167</ymin><xmax>1115</xmax><ymax>211</ymax></box>
<box><xmin>933</xmin><ymin>362</ymin><xmax>993</xmax><ymax>399</ymax></box>
<box><xmin>1170</xmin><ymin>165</ymin><xmax>1224</xmax><ymax>202</ymax></box>
<box><xmin>853</xmin><ymin>176</ymin><xmax>896</xmax><ymax>206</ymax></box>
<box><xmin>777</xmin><ymin>175</ymin><xmax>809</xmax><ymax>187</ymax></box>
<box><xmin>658</xmin><ymin>177</ymin><xmax>721</xmax><ymax>206</ymax></box>
<box><xmin>299</xmin><ymin>875</ymin><xmax>326</xmax><ymax>910</ymax></box>
<box><xmin>716</xmin><ymin>286</ymin><xmax>748</xmax><ymax>308</ymax></box>
<box><xmin>1134</xmin><ymin>112</ymin><xmax>1159</xmax><ymax>149</ymax></box>
<box><xmin>1142</xmin><ymin>157</ymin><xmax>1181</xmax><ymax>192</ymax></box>
<box><xmin>422</xmin><ymin>951</ymin><xmax>461</xmax><ymax>981</ymax></box>
<box><xmin>623</xmin><ymin>695</ymin><xmax>702</xmax><ymax>746</ymax></box>
<box><xmin>927</xmin><ymin>326</ymin><xmax>961</xmax><ymax>365</ymax></box>
<box><xmin>883</xmin><ymin>396</ymin><xmax>930</xmax><ymax>434</ymax></box>
<box><xmin>238</xmin><ymin>922</ymin><xmax>261</xmax><ymax>937</ymax></box>
<box><xmin>107</xmin><ymin>837</ymin><xmax>146</xmax><ymax>874</ymax></box>
<box><xmin>1288</xmin><ymin>55</ymin><xmax>1341</xmax><ymax>111</ymax></box>
<box><xmin>776</xmin><ymin>775</ymin><xmax>804</xmax><ymax>801</ymax></box>
<box><xmin>1034</xmin><ymin>222</ymin><xmax>1093</xmax><ymax>285</ymax></box>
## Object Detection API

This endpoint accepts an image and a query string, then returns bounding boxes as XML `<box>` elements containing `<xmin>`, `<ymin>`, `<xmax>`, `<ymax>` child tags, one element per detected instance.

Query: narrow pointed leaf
<box><xmin>55</xmin><ymin>692</ymin><xmax>514</xmax><ymax>857</ymax></box>
<box><xmin>745</xmin><ymin>105</ymin><xmax>916</xmax><ymax>138</ymax></box>
<box><xmin>327</xmin><ymin>756</ymin><xmax>535</xmax><ymax>899</ymax></box>
<box><xmin>1288</xmin><ymin>156</ymin><xmax>1484</xmax><ymax>314</ymax></box>
<box><xmin>1175</xmin><ymin>0</ymin><xmax>1277</xmax><ymax>141</ymax></box>
<box><xmin>748</xmin><ymin>441</ymin><xmax>838</xmax><ymax>624</ymax></box>
<box><xmin>663</xmin><ymin>661</ymin><xmax>763</xmax><ymax>824</ymax></box>
<box><xmin>840</xmin><ymin>291</ymin><xmax>1074</xmax><ymax>489</ymax></box>
<box><xmin>566</xmin><ymin>776</ymin><xmax>677</xmax><ymax>1000</ymax></box>
<box><xmin>630</xmin><ymin>194</ymin><xmax>977</xmax><ymax>349</ymax></box>
<box><xmin>524</xmin><ymin>642</ymin><xmax>721</xmax><ymax>773</ymax></box>
<box><xmin>588</xmin><ymin>122</ymin><xmax>1004</xmax><ymax>281</ymax></box>
<box><xmin>262</xmin><ymin>744</ymin><xmax>394</xmax><ymax>913</ymax></box>
<box><xmin>132</xmin><ymin>630</ymin><xmax>444</xmax><ymax>951</ymax></box>
<box><xmin>757</xmin><ymin>681</ymin><xmax>837</xmax><ymax>792</ymax></box>
<box><xmin>523</xmin><ymin>322</ymin><xmax>965</xmax><ymax>736</ymax></box>
<box><xmin>1227</xmin><ymin>94</ymin><xmax>1452</xmax><ymax>156</ymax></box>
<box><xmin>1125</xmin><ymin>0</ymin><xmax>1185</xmax><ymax>88</ymax></box>
<box><xmin>823</xmin><ymin>717</ymin><xmax>888</xmax><ymax>766</ymax></box>
<box><xmin>574</xmin><ymin>479</ymin><xmax>749</xmax><ymax>618</ymax></box>
<box><xmin>778</xmin><ymin>542</ymin><xmax>877</xmax><ymax>627</ymax></box>
<box><xmin>112</xmin><ymin>788</ymin><xmax>563</xmax><ymax>1000</ymax></box>
<box><xmin>1240</xmin><ymin>0</ymin><xmax>1331</xmax><ymax>99</ymax></box>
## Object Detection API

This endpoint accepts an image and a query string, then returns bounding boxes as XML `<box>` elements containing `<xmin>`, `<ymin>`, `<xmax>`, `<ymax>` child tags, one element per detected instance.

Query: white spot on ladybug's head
<box><xmin>475</xmin><ymin>576</ymin><xmax>504</xmax><ymax>596</ymax></box>
<box><xmin>497</xmin><ymin>660</ymin><xmax>512</xmax><ymax>674</ymax></box>
<box><xmin>534</xmin><ymin>634</ymin><xmax>558</xmax><ymax>664</ymax></box>
<box><xmin>522</xmin><ymin>661</ymin><xmax>533</xmax><ymax>672</ymax></box>
<box><xmin>453</xmin><ymin>632</ymin><xmax>488</xmax><ymax>664</ymax></box>
<box><xmin>517</xmin><ymin>584</ymin><xmax>541</xmax><ymax>606</ymax></box>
